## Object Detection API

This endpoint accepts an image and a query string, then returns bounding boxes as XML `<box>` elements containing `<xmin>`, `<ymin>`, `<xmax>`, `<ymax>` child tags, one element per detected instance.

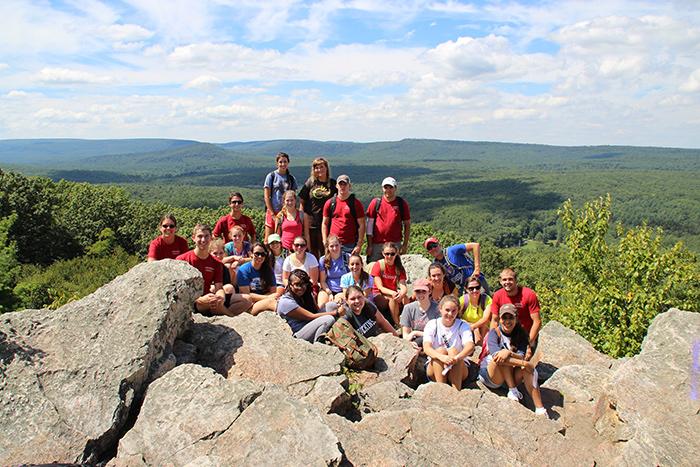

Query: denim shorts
<box><xmin>478</xmin><ymin>365</ymin><xmax>506</xmax><ymax>389</ymax></box>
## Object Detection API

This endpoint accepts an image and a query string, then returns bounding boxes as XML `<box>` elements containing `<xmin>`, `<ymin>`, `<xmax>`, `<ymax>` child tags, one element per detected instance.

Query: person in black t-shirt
<box><xmin>298</xmin><ymin>157</ymin><xmax>337</xmax><ymax>259</ymax></box>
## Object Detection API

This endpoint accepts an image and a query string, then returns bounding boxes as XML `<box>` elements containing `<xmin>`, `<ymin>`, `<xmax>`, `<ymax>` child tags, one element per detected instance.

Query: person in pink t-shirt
<box><xmin>371</xmin><ymin>242</ymin><xmax>408</xmax><ymax>327</ymax></box>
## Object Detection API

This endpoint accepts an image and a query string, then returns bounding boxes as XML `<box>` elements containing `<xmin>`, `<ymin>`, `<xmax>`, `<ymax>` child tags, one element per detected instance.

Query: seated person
<box><xmin>282</xmin><ymin>236</ymin><xmax>319</xmax><ymax>288</ymax></box>
<box><xmin>335</xmin><ymin>285</ymin><xmax>397</xmax><ymax>338</ymax></box>
<box><xmin>424</xmin><ymin>236</ymin><xmax>488</xmax><ymax>294</ymax></box>
<box><xmin>237</xmin><ymin>243</ymin><xmax>280</xmax><ymax>316</ymax></box>
<box><xmin>459</xmin><ymin>274</ymin><xmax>492</xmax><ymax>345</ymax></box>
<box><xmin>266</xmin><ymin>233</ymin><xmax>286</xmax><ymax>296</ymax></box>
<box><xmin>208</xmin><ymin>238</ymin><xmax>233</xmax><ymax>287</ymax></box>
<box><xmin>147</xmin><ymin>213</ymin><xmax>189</xmax><ymax>261</ymax></box>
<box><xmin>371</xmin><ymin>242</ymin><xmax>408</xmax><ymax>326</ymax></box>
<box><xmin>176</xmin><ymin>223</ymin><xmax>252</xmax><ymax>317</ymax></box>
<box><xmin>317</xmin><ymin>235</ymin><xmax>350</xmax><ymax>308</ymax></box>
<box><xmin>478</xmin><ymin>304</ymin><xmax>547</xmax><ymax>417</ymax></box>
<box><xmin>423</xmin><ymin>295</ymin><xmax>474</xmax><ymax>390</ymax></box>
<box><xmin>276</xmin><ymin>269</ymin><xmax>340</xmax><ymax>342</ymax></box>
<box><xmin>400</xmin><ymin>278</ymin><xmax>439</xmax><ymax>349</ymax></box>
<box><xmin>340</xmin><ymin>254</ymin><xmax>373</xmax><ymax>300</ymax></box>
<box><xmin>428</xmin><ymin>262</ymin><xmax>458</xmax><ymax>303</ymax></box>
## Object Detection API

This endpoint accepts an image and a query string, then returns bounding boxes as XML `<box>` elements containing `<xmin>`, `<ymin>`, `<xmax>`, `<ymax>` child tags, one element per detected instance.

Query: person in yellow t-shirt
<box><xmin>459</xmin><ymin>275</ymin><xmax>492</xmax><ymax>345</ymax></box>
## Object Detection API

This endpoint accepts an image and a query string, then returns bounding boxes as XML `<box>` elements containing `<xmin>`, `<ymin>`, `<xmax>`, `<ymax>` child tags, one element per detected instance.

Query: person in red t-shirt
<box><xmin>212</xmin><ymin>192</ymin><xmax>257</xmax><ymax>243</ymax></box>
<box><xmin>321</xmin><ymin>174</ymin><xmax>365</xmax><ymax>255</ymax></box>
<box><xmin>365</xmin><ymin>177</ymin><xmax>411</xmax><ymax>262</ymax></box>
<box><xmin>370</xmin><ymin>242</ymin><xmax>408</xmax><ymax>327</ymax></box>
<box><xmin>147</xmin><ymin>213</ymin><xmax>190</xmax><ymax>261</ymax></box>
<box><xmin>176</xmin><ymin>223</ymin><xmax>252</xmax><ymax>317</ymax></box>
<box><xmin>490</xmin><ymin>268</ymin><xmax>542</xmax><ymax>359</ymax></box>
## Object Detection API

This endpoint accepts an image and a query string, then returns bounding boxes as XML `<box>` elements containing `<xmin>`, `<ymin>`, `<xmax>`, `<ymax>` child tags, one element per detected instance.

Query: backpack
<box><xmin>325</xmin><ymin>317</ymin><xmax>378</xmax><ymax>370</ymax></box>
<box><xmin>370</xmin><ymin>196</ymin><xmax>406</xmax><ymax>220</ymax></box>
<box><xmin>327</xmin><ymin>194</ymin><xmax>358</xmax><ymax>235</ymax></box>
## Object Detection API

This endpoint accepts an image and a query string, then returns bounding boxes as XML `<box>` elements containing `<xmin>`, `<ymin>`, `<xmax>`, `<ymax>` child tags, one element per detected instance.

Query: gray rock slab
<box><xmin>115</xmin><ymin>364</ymin><xmax>342</xmax><ymax>466</ymax></box>
<box><xmin>370</xmin><ymin>333</ymin><xmax>421</xmax><ymax>387</ymax></box>
<box><xmin>358</xmin><ymin>380</ymin><xmax>414</xmax><ymax>413</ymax></box>
<box><xmin>0</xmin><ymin>260</ymin><xmax>200</xmax><ymax>465</ymax></box>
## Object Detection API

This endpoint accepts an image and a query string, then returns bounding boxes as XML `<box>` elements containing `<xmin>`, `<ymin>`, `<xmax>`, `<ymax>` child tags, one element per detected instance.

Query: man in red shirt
<box><xmin>212</xmin><ymin>192</ymin><xmax>257</xmax><ymax>243</ymax></box>
<box><xmin>176</xmin><ymin>223</ymin><xmax>251</xmax><ymax>316</ymax></box>
<box><xmin>365</xmin><ymin>176</ymin><xmax>411</xmax><ymax>262</ymax></box>
<box><xmin>490</xmin><ymin>268</ymin><xmax>542</xmax><ymax>358</ymax></box>
<box><xmin>321</xmin><ymin>174</ymin><xmax>365</xmax><ymax>255</ymax></box>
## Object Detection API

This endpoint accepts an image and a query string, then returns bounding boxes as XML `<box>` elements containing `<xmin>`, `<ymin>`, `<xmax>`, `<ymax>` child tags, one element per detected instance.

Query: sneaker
<box><xmin>535</xmin><ymin>407</ymin><xmax>549</xmax><ymax>418</ymax></box>
<box><xmin>507</xmin><ymin>387</ymin><xmax>523</xmax><ymax>401</ymax></box>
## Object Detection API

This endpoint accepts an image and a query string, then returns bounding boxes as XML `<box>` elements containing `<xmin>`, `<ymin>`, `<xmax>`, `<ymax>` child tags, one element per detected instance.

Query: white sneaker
<box><xmin>535</xmin><ymin>407</ymin><xmax>549</xmax><ymax>418</ymax></box>
<box><xmin>507</xmin><ymin>388</ymin><xmax>523</xmax><ymax>401</ymax></box>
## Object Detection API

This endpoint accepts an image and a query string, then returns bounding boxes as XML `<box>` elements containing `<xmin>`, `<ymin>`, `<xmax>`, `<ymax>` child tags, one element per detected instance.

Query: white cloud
<box><xmin>101</xmin><ymin>23</ymin><xmax>155</xmax><ymax>42</ymax></box>
<box><xmin>168</xmin><ymin>42</ymin><xmax>280</xmax><ymax>66</ymax></box>
<box><xmin>680</xmin><ymin>69</ymin><xmax>700</xmax><ymax>93</ymax></box>
<box><xmin>0</xmin><ymin>63</ymin><xmax>8</xmax><ymax>71</ymax></box>
<box><xmin>34</xmin><ymin>108</ymin><xmax>93</xmax><ymax>123</ymax></box>
<box><xmin>184</xmin><ymin>75</ymin><xmax>223</xmax><ymax>91</ymax></box>
<box><xmin>34</xmin><ymin>68</ymin><xmax>113</xmax><ymax>85</ymax></box>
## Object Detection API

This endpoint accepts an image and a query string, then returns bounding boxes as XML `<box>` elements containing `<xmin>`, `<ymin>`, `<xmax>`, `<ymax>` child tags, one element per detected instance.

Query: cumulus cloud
<box><xmin>34</xmin><ymin>68</ymin><xmax>113</xmax><ymax>85</ymax></box>
<box><xmin>184</xmin><ymin>75</ymin><xmax>223</xmax><ymax>91</ymax></box>
<box><xmin>680</xmin><ymin>69</ymin><xmax>700</xmax><ymax>93</ymax></box>
<box><xmin>168</xmin><ymin>42</ymin><xmax>280</xmax><ymax>66</ymax></box>
<box><xmin>101</xmin><ymin>23</ymin><xmax>155</xmax><ymax>42</ymax></box>
<box><xmin>0</xmin><ymin>63</ymin><xmax>8</xmax><ymax>71</ymax></box>
<box><xmin>34</xmin><ymin>108</ymin><xmax>93</xmax><ymax>123</ymax></box>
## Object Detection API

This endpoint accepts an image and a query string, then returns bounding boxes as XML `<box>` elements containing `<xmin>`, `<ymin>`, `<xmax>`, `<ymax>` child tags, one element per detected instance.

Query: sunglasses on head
<box><xmin>162</xmin><ymin>224</ymin><xmax>175</xmax><ymax>228</ymax></box>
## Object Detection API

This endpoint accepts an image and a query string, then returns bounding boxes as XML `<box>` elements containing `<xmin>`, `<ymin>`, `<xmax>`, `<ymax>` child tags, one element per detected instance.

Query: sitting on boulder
<box><xmin>478</xmin><ymin>304</ymin><xmax>547</xmax><ymax>417</ymax></box>
<box><xmin>423</xmin><ymin>295</ymin><xmax>475</xmax><ymax>390</ymax></box>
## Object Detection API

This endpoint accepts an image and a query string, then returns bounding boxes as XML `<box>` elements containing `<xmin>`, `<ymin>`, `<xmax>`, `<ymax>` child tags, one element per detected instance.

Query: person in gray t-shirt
<box><xmin>400</xmin><ymin>278</ymin><xmax>439</xmax><ymax>349</ymax></box>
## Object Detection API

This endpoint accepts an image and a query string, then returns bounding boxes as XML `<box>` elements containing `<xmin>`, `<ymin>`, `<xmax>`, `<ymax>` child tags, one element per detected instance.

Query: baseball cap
<box><xmin>412</xmin><ymin>278</ymin><xmax>430</xmax><ymax>292</ymax></box>
<box><xmin>499</xmin><ymin>303</ymin><xmax>518</xmax><ymax>318</ymax></box>
<box><xmin>267</xmin><ymin>233</ymin><xmax>282</xmax><ymax>243</ymax></box>
<box><xmin>423</xmin><ymin>237</ymin><xmax>439</xmax><ymax>249</ymax></box>
<box><xmin>382</xmin><ymin>177</ymin><xmax>397</xmax><ymax>187</ymax></box>
<box><xmin>337</xmin><ymin>174</ymin><xmax>351</xmax><ymax>184</ymax></box>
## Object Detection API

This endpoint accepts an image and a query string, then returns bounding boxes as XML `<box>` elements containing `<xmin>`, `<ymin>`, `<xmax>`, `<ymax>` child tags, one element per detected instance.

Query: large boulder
<box><xmin>370</xmin><ymin>333</ymin><xmax>422</xmax><ymax>387</ymax></box>
<box><xmin>597</xmin><ymin>308</ymin><xmax>700</xmax><ymax>466</ymax></box>
<box><xmin>0</xmin><ymin>260</ymin><xmax>200</xmax><ymax>465</ymax></box>
<box><xmin>113</xmin><ymin>364</ymin><xmax>343</xmax><ymax>466</ymax></box>
<box><xmin>400</xmin><ymin>254</ymin><xmax>432</xmax><ymax>283</ymax></box>
<box><xmin>537</xmin><ymin>320</ymin><xmax>614</xmax><ymax>380</ymax></box>
<box><xmin>184</xmin><ymin>312</ymin><xmax>345</xmax><ymax>397</ymax></box>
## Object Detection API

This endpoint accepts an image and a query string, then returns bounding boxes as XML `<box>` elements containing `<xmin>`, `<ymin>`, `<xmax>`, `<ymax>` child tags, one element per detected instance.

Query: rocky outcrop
<box><xmin>2</xmin><ymin>260</ymin><xmax>698</xmax><ymax>466</ymax></box>
<box><xmin>111</xmin><ymin>364</ymin><xmax>342</xmax><ymax>466</ymax></box>
<box><xmin>0</xmin><ymin>260</ymin><xmax>201</xmax><ymax>465</ymax></box>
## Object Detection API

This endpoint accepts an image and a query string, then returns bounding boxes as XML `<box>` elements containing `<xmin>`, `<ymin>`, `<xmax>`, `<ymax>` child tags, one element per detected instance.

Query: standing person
<box><xmin>274</xmin><ymin>190</ymin><xmax>305</xmax><ymax>251</ymax></box>
<box><xmin>459</xmin><ymin>275</ymin><xmax>493</xmax><ymax>345</ymax></box>
<box><xmin>490</xmin><ymin>268</ymin><xmax>542</xmax><ymax>359</ymax></box>
<box><xmin>147</xmin><ymin>214</ymin><xmax>189</xmax><ymax>261</ymax></box>
<box><xmin>263</xmin><ymin>152</ymin><xmax>297</xmax><ymax>243</ymax></box>
<box><xmin>400</xmin><ymin>278</ymin><xmax>439</xmax><ymax>349</ymax></box>
<box><xmin>176</xmin><ymin>224</ymin><xmax>252</xmax><ymax>316</ymax></box>
<box><xmin>479</xmin><ymin>304</ymin><xmax>548</xmax><ymax>417</ymax></box>
<box><xmin>365</xmin><ymin>177</ymin><xmax>411</xmax><ymax>262</ymax></box>
<box><xmin>276</xmin><ymin>269</ymin><xmax>340</xmax><ymax>343</ymax></box>
<box><xmin>371</xmin><ymin>242</ymin><xmax>408</xmax><ymax>327</ymax></box>
<box><xmin>317</xmin><ymin>235</ymin><xmax>349</xmax><ymax>308</ymax></box>
<box><xmin>213</xmin><ymin>192</ymin><xmax>257</xmax><ymax>243</ymax></box>
<box><xmin>282</xmin><ymin>236</ymin><xmax>319</xmax><ymax>288</ymax></box>
<box><xmin>299</xmin><ymin>157</ymin><xmax>337</xmax><ymax>259</ymax></box>
<box><xmin>336</xmin><ymin>285</ymin><xmax>398</xmax><ymax>338</ymax></box>
<box><xmin>423</xmin><ymin>295</ymin><xmax>474</xmax><ymax>390</ymax></box>
<box><xmin>424</xmin><ymin>236</ymin><xmax>488</xmax><ymax>295</ymax></box>
<box><xmin>321</xmin><ymin>174</ymin><xmax>365</xmax><ymax>255</ymax></box>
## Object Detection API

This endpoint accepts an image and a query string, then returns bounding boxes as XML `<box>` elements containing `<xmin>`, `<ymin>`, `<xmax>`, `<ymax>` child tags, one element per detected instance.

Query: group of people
<box><xmin>146</xmin><ymin>152</ymin><xmax>548</xmax><ymax>417</ymax></box>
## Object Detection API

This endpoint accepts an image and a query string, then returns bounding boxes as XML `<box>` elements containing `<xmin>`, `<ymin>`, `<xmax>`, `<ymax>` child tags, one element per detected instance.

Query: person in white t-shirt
<box><xmin>423</xmin><ymin>295</ymin><xmax>475</xmax><ymax>390</ymax></box>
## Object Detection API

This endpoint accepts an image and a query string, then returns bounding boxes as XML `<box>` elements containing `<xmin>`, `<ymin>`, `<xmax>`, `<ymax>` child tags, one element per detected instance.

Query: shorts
<box><xmin>478</xmin><ymin>365</ymin><xmax>506</xmax><ymax>389</ymax></box>
<box><xmin>265</xmin><ymin>210</ymin><xmax>276</xmax><ymax>229</ymax></box>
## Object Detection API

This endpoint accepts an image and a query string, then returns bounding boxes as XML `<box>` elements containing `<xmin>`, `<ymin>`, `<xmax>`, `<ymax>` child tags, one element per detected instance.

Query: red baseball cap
<box><xmin>423</xmin><ymin>237</ymin><xmax>439</xmax><ymax>249</ymax></box>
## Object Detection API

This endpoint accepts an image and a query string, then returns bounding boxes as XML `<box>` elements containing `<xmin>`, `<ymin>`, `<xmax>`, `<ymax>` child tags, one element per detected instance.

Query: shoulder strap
<box><xmin>379</xmin><ymin>259</ymin><xmax>385</xmax><ymax>274</ymax></box>
<box><xmin>372</xmin><ymin>197</ymin><xmax>381</xmax><ymax>218</ymax></box>
<box><xmin>479</xmin><ymin>292</ymin><xmax>486</xmax><ymax>311</ymax></box>
<box><xmin>347</xmin><ymin>194</ymin><xmax>357</xmax><ymax>220</ymax></box>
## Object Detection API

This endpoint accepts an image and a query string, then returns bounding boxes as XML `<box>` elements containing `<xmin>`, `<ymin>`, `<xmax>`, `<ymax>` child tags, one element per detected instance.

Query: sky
<box><xmin>1</xmin><ymin>0</ymin><xmax>699</xmax><ymax>147</ymax></box>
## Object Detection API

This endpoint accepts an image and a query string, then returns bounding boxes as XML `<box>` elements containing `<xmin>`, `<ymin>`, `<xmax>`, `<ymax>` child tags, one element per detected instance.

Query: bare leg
<box><xmin>388</xmin><ymin>298</ymin><xmax>400</xmax><ymax>327</ymax></box>
<box><xmin>251</xmin><ymin>296</ymin><xmax>277</xmax><ymax>316</ymax></box>
<box><xmin>517</xmin><ymin>367</ymin><xmax>545</xmax><ymax>410</ymax></box>
<box><xmin>317</xmin><ymin>290</ymin><xmax>330</xmax><ymax>308</ymax></box>
<box><xmin>487</xmin><ymin>359</ymin><xmax>506</xmax><ymax>386</ymax></box>
<box><xmin>447</xmin><ymin>347</ymin><xmax>465</xmax><ymax>390</ymax></box>
<box><xmin>429</xmin><ymin>348</ymin><xmax>449</xmax><ymax>384</ymax></box>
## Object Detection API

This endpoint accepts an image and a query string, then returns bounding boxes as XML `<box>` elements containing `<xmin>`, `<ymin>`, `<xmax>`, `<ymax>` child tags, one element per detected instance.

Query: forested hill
<box><xmin>1</xmin><ymin>137</ymin><xmax>699</xmax><ymax>253</ymax></box>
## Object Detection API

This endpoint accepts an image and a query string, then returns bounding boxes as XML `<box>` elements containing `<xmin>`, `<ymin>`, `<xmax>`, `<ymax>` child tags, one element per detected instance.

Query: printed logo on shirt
<box><xmin>204</xmin><ymin>266</ymin><xmax>215</xmax><ymax>273</ymax></box>
<box><xmin>358</xmin><ymin>319</ymin><xmax>376</xmax><ymax>336</ymax></box>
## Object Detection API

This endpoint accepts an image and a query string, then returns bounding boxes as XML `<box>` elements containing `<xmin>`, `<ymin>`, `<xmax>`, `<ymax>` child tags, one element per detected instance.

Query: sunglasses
<box><xmin>467</xmin><ymin>286</ymin><xmax>480</xmax><ymax>292</ymax></box>
<box><xmin>253</xmin><ymin>251</ymin><xmax>267</xmax><ymax>257</ymax></box>
<box><xmin>294</xmin><ymin>243</ymin><xmax>307</xmax><ymax>248</ymax></box>
<box><xmin>501</xmin><ymin>315</ymin><xmax>515</xmax><ymax>321</ymax></box>
<box><xmin>426</xmin><ymin>243</ymin><xmax>438</xmax><ymax>250</ymax></box>
<box><xmin>383</xmin><ymin>252</ymin><xmax>396</xmax><ymax>257</ymax></box>
<box><xmin>230</xmin><ymin>200</ymin><xmax>243</xmax><ymax>205</ymax></box>
<box><xmin>162</xmin><ymin>224</ymin><xmax>175</xmax><ymax>229</ymax></box>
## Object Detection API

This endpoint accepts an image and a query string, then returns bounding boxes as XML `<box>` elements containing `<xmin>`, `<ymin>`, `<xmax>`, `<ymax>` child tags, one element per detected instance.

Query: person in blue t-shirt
<box><xmin>424</xmin><ymin>236</ymin><xmax>489</xmax><ymax>295</ymax></box>
<box><xmin>263</xmin><ymin>152</ymin><xmax>298</xmax><ymax>243</ymax></box>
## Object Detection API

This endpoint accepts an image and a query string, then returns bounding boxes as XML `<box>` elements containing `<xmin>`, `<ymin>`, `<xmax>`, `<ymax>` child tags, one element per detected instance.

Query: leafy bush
<box><xmin>0</xmin><ymin>214</ymin><xmax>20</xmax><ymax>312</ymax></box>
<box><xmin>548</xmin><ymin>195</ymin><xmax>700</xmax><ymax>357</ymax></box>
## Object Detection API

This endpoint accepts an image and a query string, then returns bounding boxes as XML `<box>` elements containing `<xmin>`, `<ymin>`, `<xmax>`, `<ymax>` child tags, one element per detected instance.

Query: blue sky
<box><xmin>1</xmin><ymin>0</ymin><xmax>699</xmax><ymax>147</ymax></box>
